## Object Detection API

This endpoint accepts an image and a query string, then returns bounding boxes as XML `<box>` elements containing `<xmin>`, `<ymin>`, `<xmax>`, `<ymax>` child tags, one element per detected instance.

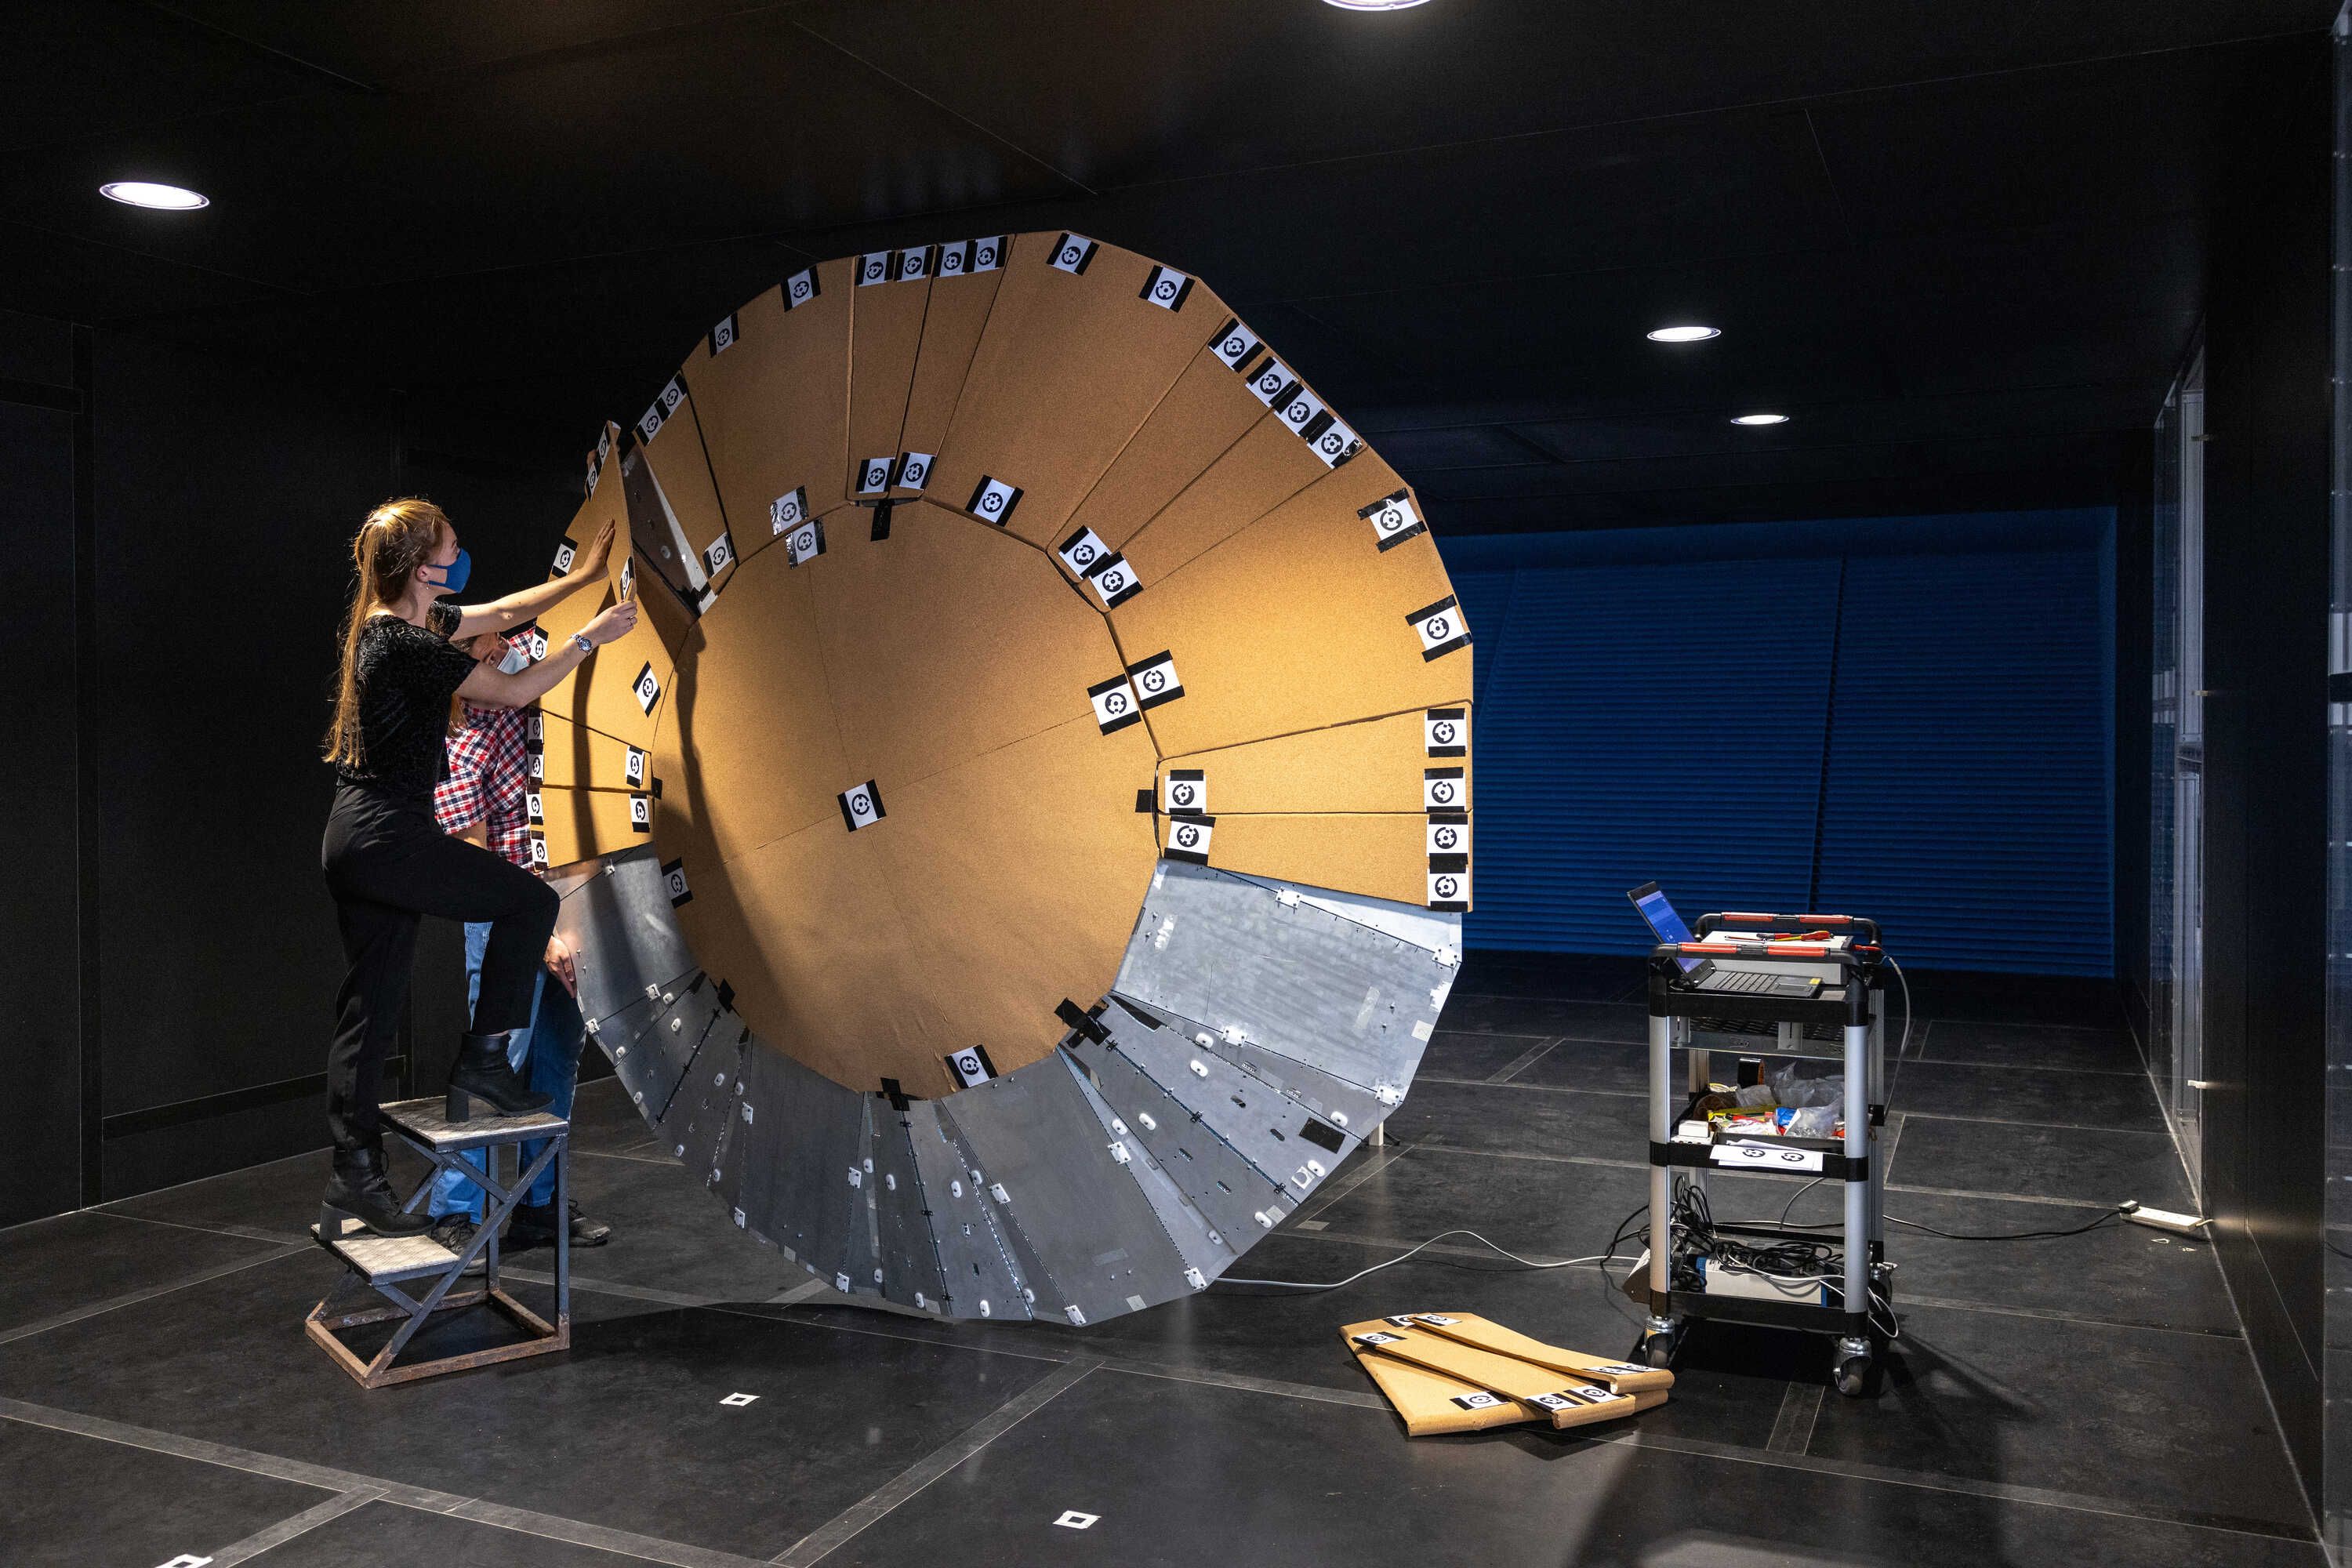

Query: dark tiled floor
<box><xmin>0</xmin><ymin>1208</ymin><xmax>289</xmax><ymax>1334</ymax></box>
<box><xmin>0</xmin><ymin>961</ymin><xmax>2317</xmax><ymax>1566</ymax></box>
<box><xmin>245</xmin><ymin>1500</ymin><xmax>661</xmax><ymax>1566</ymax></box>
<box><xmin>0</xmin><ymin>1419</ymin><xmax>334</xmax><ymax>1566</ymax></box>
<box><xmin>1892</xmin><ymin>1059</ymin><xmax>2167</xmax><ymax>1131</ymax></box>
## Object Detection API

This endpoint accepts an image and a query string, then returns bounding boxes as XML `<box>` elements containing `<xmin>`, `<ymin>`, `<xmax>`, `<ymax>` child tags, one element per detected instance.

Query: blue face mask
<box><xmin>421</xmin><ymin>548</ymin><xmax>471</xmax><ymax>596</ymax></box>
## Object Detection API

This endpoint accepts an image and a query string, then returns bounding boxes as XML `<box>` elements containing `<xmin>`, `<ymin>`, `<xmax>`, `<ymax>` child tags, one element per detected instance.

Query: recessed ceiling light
<box><xmin>1322</xmin><ymin>0</ymin><xmax>1430</xmax><ymax>9</ymax></box>
<box><xmin>100</xmin><ymin>181</ymin><xmax>209</xmax><ymax>211</ymax></box>
<box><xmin>1730</xmin><ymin>412</ymin><xmax>1790</xmax><ymax>426</ymax></box>
<box><xmin>1646</xmin><ymin>325</ymin><xmax>1721</xmax><ymax>343</ymax></box>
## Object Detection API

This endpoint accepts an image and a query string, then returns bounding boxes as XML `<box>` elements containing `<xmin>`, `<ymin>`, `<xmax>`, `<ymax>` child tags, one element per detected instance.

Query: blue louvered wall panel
<box><xmin>1814</xmin><ymin>549</ymin><xmax>2112</xmax><ymax>975</ymax></box>
<box><xmin>1461</xmin><ymin>557</ymin><xmax>1842</xmax><ymax>953</ymax></box>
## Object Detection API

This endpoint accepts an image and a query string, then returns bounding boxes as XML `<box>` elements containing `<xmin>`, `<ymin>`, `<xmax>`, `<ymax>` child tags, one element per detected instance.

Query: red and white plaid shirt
<box><xmin>434</xmin><ymin>702</ymin><xmax>536</xmax><ymax>871</ymax></box>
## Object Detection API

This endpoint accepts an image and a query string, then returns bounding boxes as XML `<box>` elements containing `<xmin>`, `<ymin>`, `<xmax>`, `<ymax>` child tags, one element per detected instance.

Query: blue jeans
<box><xmin>427</xmin><ymin>921</ymin><xmax>584</xmax><ymax>1218</ymax></box>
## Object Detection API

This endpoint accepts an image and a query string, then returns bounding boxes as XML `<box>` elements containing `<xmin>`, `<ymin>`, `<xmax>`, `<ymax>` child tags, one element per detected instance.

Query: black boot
<box><xmin>446</xmin><ymin>1031</ymin><xmax>554</xmax><ymax>1121</ymax></box>
<box><xmin>509</xmin><ymin>1199</ymin><xmax>611</xmax><ymax>1250</ymax></box>
<box><xmin>320</xmin><ymin>1143</ymin><xmax>431</xmax><ymax>1239</ymax></box>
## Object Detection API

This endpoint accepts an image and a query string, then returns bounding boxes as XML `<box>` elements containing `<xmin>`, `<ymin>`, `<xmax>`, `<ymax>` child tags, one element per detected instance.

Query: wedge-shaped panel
<box><xmin>1113</xmin><ymin>861</ymin><xmax>1452</xmax><ymax>1099</ymax></box>
<box><xmin>1105</xmin><ymin>991</ymin><xmax>1398</xmax><ymax>1142</ymax></box>
<box><xmin>660</xmin><ymin>817</ymin><xmax>949</xmax><ymax>1095</ymax></box>
<box><xmin>1086</xmin><ymin>995</ymin><xmax>1360</xmax><ymax>1214</ymax></box>
<box><xmin>873</xmin><ymin>715</ymin><xmax>1161</xmax><ymax>1084</ymax></box>
<box><xmin>529</xmin><ymin>710</ymin><xmax>648</xmax><ymax>794</ymax></box>
<box><xmin>633</xmin><ymin>376</ymin><xmax>735</xmax><ymax>582</ymax></box>
<box><xmin>1155</xmin><ymin>810</ymin><xmax>1451</xmax><ymax>913</ymax></box>
<box><xmin>903</xmin><ymin>1100</ymin><xmax>1034</xmax><ymax>1321</ymax></box>
<box><xmin>553</xmin><ymin>844</ymin><xmax>699</xmax><ymax>1029</ymax></box>
<box><xmin>1061</xmin><ymin>345</ymin><xmax>1269</xmax><ymax>556</ymax></box>
<box><xmin>1118</xmin><ymin>417</ymin><xmax>1393</xmax><ymax>589</ymax></box>
<box><xmin>1063</xmin><ymin>1012</ymin><xmax>1283</xmax><ymax>1250</ymax></box>
<box><xmin>893</xmin><ymin>239</ymin><xmax>1007</xmax><ymax>499</ymax></box>
<box><xmin>733</xmin><ymin>1044</ymin><xmax>878</xmax><ymax>1294</ymax></box>
<box><xmin>847</xmin><ymin>252</ymin><xmax>933</xmax><ymax>503</ymax></box>
<box><xmin>1056</xmin><ymin>1047</ymin><xmax>1229</xmax><ymax>1284</ymax></box>
<box><xmin>603</xmin><ymin>971</ymin><xmax>726</xmax><ymax>1127</ymax></box>
<box><xmin>1109</xmin><ymin>479</ymin><xmax>1467</xmax><ymax>757</ymax></box>
<box><xmin>870</xmin><ymin>1101</ymin><xmax>951</xmax><ymax>1312</ymax></box>
<box><xmin>688</xmin><ymin>261</ymin><xmax>855</xmax><ymax>561</ymax></box>
<box><xmin>1156</xmin><ymin>710</ymin><xmax>1466</xmax><ymax>816</ymax></box>
<box><xmin>928</xmin><ymin>234</ymin><xmax>1227</xmax><ymax>549</ymax></box>
<box><xmin>534</xmin><ymin>783</ymin><xmax>656</xmax><ymax>870</ymax></box>
<box><xmin>810</xmin><ymin>502</ymin><xmax>1123</xmax><ymax>788</ymax></box>
<box><xmin>658</xmin><ymin>1022</ymin><xmax>747</xmax><ymax>1194</ymax></box>
<box><xmin>653</xmin><ymin>549</ymin><xmax>844</xmax><ymax>865</ymax></box>
<box><xmin>941</xmin><ymin>1058</ymin><xmax>1198</xmax><ymax>1325</ymax></box>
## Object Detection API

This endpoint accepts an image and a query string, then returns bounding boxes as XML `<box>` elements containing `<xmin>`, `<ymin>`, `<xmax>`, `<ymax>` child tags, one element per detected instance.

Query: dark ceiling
<box><xmin>2</xmin><ymin>2</ymin><xmax>2329</xmax><ymax>530</ymax></box>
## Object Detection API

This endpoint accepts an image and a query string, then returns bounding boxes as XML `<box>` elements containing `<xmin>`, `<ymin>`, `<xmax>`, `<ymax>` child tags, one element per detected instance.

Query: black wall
<box><xmin>2113</xmin><ymin>430</ymin><xmax>2154</xmax><ymax>1041</ymax></box>
<box><xmin>2195</xmin><ymin>34</ymin><xmax>2333</xmax><ymax>1508</ymax></box>
<box><xmin>0</xmin><ymin>308</ymin><xmax>584</xmax><ymax>1225</ymax></box>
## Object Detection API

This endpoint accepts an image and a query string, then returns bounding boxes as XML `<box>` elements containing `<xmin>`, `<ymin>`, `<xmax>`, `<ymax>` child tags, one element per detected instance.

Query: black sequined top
<box><xmin>334</xmin><ymin>602</ymin><xmax>477</xmax><ymax>802</ymax></box>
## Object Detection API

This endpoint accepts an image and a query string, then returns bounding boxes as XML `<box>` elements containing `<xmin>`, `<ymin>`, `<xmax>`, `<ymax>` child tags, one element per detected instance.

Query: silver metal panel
<box><xmin>901</xmin><ymin>1101</ymin><xmax>1034</xmax><ymax>1322</ymax></box>
<box><xmin>870</xmin><ymin>1101</ymin><xmax>949</xmax><ymax>1312</ymax></box>
<box><xmin>1112</xmin><ymin>993</ymin><xmax>1395</xmax><ymax>1136</ymax></box>
<box><xmin>557</xmin><ymin>845</ymin><xmax>699</xmax><ymax>1027</ymax></box>
<box><xmin>1091</xmin><ymin>996</ymin><xmax>1359</xmax><ymax>1216</ymax></box>
<box><xmin>1228</xmin><ymin>868</ymin><xmax>1463</xmax><ymax>956</ymax></box>
<box><xmin>1113</xmin><ymin>862</ymin><xmax>1449</xmax><ymax>1103</ymax></box>
<box><xmin>659</xmin><ymin>1023</ymin><xmax>746</xmax><ymax>1198</ymax></box>
<box><xmin>604</xmin><ymin>971</ymin><xmax>724</xmax><ymax>1127</ymax></box>
<box><xmin>1062</xmin><ymin>1026</ymin><xmax>1283</xmax><ymax>1250</ymax></box>
<box><xmin>732</xmin><ymin>1042</ymin><xmax>876</xmax><ymax>1294</ymax></box>
<box><xmin>1056</xmin><ymin>1051</ymin><xmax>1232</xmax><ymax>1285</ymax></box>
<box><xmin>940</xmin><ymin>1054</ymin><xmax>1198</xmax><ymax>1326</ymax></box>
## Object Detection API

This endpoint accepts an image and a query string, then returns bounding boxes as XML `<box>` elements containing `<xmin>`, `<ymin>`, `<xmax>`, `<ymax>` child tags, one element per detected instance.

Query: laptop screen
<box><xmin>1626</xmin><ymin>882</ymin><xmax>1703</xmax><ymax>972</ymax></box>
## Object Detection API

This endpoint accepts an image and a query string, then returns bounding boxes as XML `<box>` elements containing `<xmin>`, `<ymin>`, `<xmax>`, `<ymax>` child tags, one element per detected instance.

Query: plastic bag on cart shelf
<box><xmin>1766</xmin><ymin>1062</ymin><xmax>1845</xmax><ymax>1110</ymax></box>
<box><xmin>1783</xmin><ymin>1105</ymin><xmax>1838</xmax><ymax>1139</ymax></box>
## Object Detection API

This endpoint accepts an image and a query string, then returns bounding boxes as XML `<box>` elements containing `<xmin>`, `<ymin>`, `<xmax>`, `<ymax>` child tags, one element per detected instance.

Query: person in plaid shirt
<box><xmin>423</xmin><ymin>630</ymin><xmax>613</xmax><ymax>1255</ymax></box>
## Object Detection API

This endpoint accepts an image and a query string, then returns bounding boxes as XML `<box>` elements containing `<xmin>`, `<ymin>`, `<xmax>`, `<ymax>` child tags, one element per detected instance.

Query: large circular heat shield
<box><xmin>539</xmin><ymin>233</ymin><xmax>1472</xmax><ymax>1325</ymax></box>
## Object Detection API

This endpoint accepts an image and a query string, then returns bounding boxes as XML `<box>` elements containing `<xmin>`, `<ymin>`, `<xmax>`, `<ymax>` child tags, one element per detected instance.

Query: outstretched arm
<box><xmin>455</xmin><ymin>596</ymin><xmax>639</xmax><ymax>710</ymax></box>
<box><xmin>448</xmin><ymin>521</ymin><xmax>615</xmax><ymax>641</ymax></box>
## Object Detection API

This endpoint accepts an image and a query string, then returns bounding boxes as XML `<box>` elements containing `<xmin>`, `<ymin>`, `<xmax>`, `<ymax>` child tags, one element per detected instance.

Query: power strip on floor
<box><xmin>2121</xmin><ymin>1201</ymin><xmax>2211</xmax><ymax>1235</ymax></box>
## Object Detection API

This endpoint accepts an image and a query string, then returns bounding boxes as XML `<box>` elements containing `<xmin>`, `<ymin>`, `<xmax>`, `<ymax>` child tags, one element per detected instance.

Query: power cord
<box><xmin>1219</xmin><ymin>1228</ymin><xmax>1608</xmax><ymax>1290</ymax></box>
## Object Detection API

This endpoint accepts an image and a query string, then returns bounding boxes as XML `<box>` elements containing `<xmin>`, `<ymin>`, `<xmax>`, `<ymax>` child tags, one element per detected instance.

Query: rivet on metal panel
<box><xmin>990</xmin><ymin>1182</ymin><xmax>1011</xmax><ymax>1204</ymax></box>
<box><xmin>1277</xmin><ymin>889</ymin><xmax>1301</xmax><ymax>907</ymax></box>
<box><xmin>1138</xmin><ymin>1111</ymin><xmax>1158</xmax><ymax>1131</ymax></box>
<box><xmin>1184</xmin><ymin>1267</ymin><xmax>1206</xmax><ymax>1289</ymax></box>
<box><xmin>1109</xmin><ymin>1142</ymin><xmax>1131</xmax><ymax>1165</ymax></box>
<box><xmin>1065</xmin><ymin>1305</ymin><xmax>1087</xmax><ymax>1325</ymax></box>
<box><xmin>835</xmin><ymin>1272</ymin><xmax>851</xmax><ymax>1292</ymax></box>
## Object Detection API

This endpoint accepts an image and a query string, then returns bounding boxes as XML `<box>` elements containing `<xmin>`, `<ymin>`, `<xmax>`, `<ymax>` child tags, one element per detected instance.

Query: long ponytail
<box><xmin>323</xmin><ymin>498</ymin><xmax>452</xmax><ymax>767</ymax></box>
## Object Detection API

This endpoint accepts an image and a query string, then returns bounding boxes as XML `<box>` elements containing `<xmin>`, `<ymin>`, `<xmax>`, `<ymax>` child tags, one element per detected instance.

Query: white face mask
<box><xmin>497</xmin><ymin>644</ymin><xmax>532</xmax><ymax>675</ymax></box>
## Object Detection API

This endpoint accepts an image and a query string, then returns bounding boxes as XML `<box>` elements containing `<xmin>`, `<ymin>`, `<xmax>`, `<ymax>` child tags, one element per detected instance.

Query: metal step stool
<box><xmin>304</xmin><ymin>1096</ymin><xmax>571</xmax><ymax>1388</ymax></box>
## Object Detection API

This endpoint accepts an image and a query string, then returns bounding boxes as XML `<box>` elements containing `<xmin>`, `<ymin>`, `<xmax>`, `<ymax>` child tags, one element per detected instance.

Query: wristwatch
<box><xmin>571</xmin><ymin>632</ymin><xmax>594</xmax><ymax>655</ymax></box>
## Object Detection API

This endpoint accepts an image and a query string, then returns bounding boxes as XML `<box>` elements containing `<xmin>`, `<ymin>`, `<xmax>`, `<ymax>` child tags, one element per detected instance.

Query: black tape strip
<box><xmin>1055</xmin><ymin>1000</ymin><xmax>1109</xmax><ymax>1044</ymax></box>
<box><xmin>882</xmin><ymin>1076</ymin><xmax>909</xmax><ymax>1111</ymax></box>
<box><xmin>1406</xmin><ymin>593</ymin><xmax>1459</xmax><ymax>626</ymax></box>
<box><xmin>1428</xmin><ymin>852</ymin><xmax>1470</xmax><ymax>874</ymax></box>
<box><xmin>1423</xmin><ymin>633</ymin><xmax>1472</xmax><ymax>662</ymax></box>
<box><xmin>652</xmin><ymin>775</ymin><xmax>663</xmax><ymax>799</ymax></box>
<box><xmin>716</xmin><ymin>980</ymin><xmax>736</xmax><ymax>1011</ymax></box>
<box><xmin>1298</xmin><ymin>409</ymin><xmax>1335</xmax><ymax>444</ymax></box>
<box><xmin>1137</xmin><ymin>788</ymin><xmax>1156</xmax><ymax>813</ymax></box>
<box><xmin>971</xmin><ymin>1043</ymin><xmax>999</xmax><ymax>1078</ymax></box>
<box><xmin>1298</xmin><ymin>1119</ymin><xmax>1346</xmax><ymax>1154</ymax></box>
<box><xmin>871</xmin><ymin>500</ymin><xmax>894</xmax><ymax>541</ymax></box>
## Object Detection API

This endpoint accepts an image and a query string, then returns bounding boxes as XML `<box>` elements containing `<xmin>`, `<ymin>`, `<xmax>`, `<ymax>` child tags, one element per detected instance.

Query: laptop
<box><xmin>1625</xmin><ymin>882</ymin><xmax>1822</xmax><ymax>998</ymax></box>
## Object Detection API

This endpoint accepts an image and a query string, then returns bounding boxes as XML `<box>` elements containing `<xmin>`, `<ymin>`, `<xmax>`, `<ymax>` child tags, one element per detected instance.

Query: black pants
<box><xmin>321</xmin><ymin>783</ymin><xmax>559</xmax><ymax>1153</ymax></box>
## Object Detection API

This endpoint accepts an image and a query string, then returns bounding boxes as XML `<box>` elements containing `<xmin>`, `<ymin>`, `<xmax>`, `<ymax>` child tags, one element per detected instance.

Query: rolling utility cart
<box><xmin>1638</xmin><ymin>913</ymin><xmax>1893</xmax><ymax>1396</ymax></box>
<box><xmin>305</xmin><ymin>1097</ymin><xmax>572</xmax><ymax>1388</ymax></box>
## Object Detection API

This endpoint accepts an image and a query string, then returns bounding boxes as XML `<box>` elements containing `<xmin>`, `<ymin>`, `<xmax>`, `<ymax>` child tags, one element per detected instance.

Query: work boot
<box><xmin>426</xmin><ymin>1213</ymin><xmax>488</xmax><ymax>1274</ymax></box>
<box><xmin>507</xmin><ymin>1199</ymin><xmax>611</xmax><ymax>1250</ymax></box>
<box><xmin>319</xmin><ymin>1143</ymin><xmax>432</xmax><ymax>1239</ymax></box>
<box><xmin>446</xmin><ymin>1030</ymin><xmax>554</xmax><ymax>1121</ymax></box>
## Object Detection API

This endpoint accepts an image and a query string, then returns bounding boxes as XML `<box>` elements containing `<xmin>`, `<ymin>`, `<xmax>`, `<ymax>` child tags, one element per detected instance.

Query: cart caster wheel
<box><xmin>1834</xmin><ymin>1355</ymin><xmax>1874</xmax><ymax>1398</ymax></box>
<box><xmin>1639</xmin><ymin>1333</ymin><xmax>1675</xmax><ymax>1370</ymax></box>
